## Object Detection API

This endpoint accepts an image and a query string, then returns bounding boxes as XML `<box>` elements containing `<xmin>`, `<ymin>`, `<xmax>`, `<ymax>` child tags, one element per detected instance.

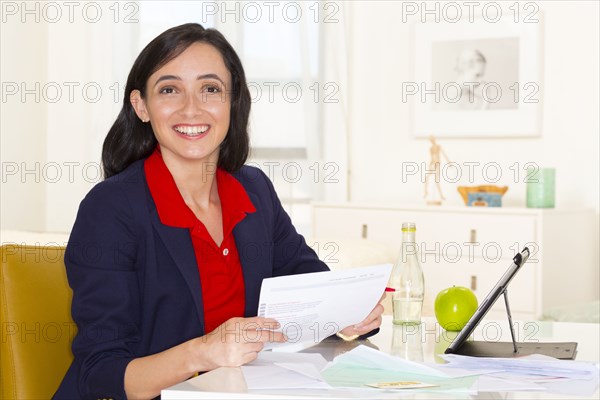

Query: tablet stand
<box><xmin>453</xmin><ymin>288</ymin><xmax>578</xmax><ymax>360</ymax></box>
<box><xmin>503</xmin><ymin>289</ymin><xmax>518</xmax><ymax>353</ymax></box>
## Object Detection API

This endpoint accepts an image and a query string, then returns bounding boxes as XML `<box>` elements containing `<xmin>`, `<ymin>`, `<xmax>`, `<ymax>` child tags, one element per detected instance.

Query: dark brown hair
<box><xmin>102</xmin><ymin>23</ymin><xmax>251</xmax><ymax>178</ymax></box>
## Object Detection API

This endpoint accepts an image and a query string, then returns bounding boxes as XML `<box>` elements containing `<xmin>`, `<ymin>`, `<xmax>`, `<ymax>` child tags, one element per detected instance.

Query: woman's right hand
<box><xmin>191</xmin><ymin>317</ymin><xmax>286</xmax><ymax>371</ymax></box>
<box><xmin>124</xmin><ymin>317</ymin><xmax>284</xmax><ymax>398</ymax></box>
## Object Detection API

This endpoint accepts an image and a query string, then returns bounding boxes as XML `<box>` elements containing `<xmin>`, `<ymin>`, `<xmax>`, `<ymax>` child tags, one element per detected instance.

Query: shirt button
<box><xmin>223</xmin><ymin>248</ymin><xmax>229</xmax><ymax>256</ymax></box>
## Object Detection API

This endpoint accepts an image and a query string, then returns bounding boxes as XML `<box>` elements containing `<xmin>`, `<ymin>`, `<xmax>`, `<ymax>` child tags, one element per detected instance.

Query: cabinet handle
<box><xmin>470</xmin><ymin>275</ymin><xmax>477</xmax><ymax>291</ymax></box>
<box><xmin>361</xmin><ymin>224</ymin><xmax>368</xmax><ymax>239</ymax></box>
<box><xmin>470</xmin><ymin>229</ymin><xmax>477</xmax><ymax>243</ymax></box>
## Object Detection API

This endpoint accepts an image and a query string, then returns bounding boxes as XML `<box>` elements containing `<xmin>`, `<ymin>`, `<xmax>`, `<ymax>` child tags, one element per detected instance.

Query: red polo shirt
<box><xmin>144</xmin><ymin>149</ymin><xmax>256</xmax><ymax>333</ymax></box>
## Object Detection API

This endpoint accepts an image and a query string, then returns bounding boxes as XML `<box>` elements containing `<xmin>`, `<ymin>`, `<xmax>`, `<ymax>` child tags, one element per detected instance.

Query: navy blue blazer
<box><xmin>54</xmin><ymin>160</ymin><xmax>329</xmax><ymax>399</ymax></box>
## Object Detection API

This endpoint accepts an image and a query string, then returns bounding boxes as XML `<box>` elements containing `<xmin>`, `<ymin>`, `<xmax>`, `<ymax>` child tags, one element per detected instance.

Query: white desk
<box><xmin>162</xmin><ymin>316</ymin><xmax>599</xmax><ymax>399</ymax></box>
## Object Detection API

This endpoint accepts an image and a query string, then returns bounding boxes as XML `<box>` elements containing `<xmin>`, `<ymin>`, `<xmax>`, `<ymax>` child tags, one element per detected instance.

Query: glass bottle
<box><xmin>389</xmin><ymin>222</ymin><xmax>424</xmax><ymax>325</ymax></box>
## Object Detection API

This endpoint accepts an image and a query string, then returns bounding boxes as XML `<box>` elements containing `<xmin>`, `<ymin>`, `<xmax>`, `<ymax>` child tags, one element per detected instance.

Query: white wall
<box><xmin>44</xmin><ymin>20</ymin><xmax>137</xmax><ymax>232</ymax></box>
<box><xmin>344</xmin><ymin>1</ymin><xmax>599</xmax><ymax>214</ymax></box>
<box><xmin>1</xmin><ymin>18</ymin><xmax>48</xmax><ymax>232</ymax></box>
<box><xmin>1</xmin><ymin>6</ymin><xmax>136</xmax><ymax>234</ymax></box>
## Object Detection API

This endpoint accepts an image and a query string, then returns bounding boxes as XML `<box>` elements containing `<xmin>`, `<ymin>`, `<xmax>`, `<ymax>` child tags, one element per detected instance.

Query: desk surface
<box><xmin>162</xmin><ymin>316</ymin><xmax>600</xmax><ymax>399</ymax></box>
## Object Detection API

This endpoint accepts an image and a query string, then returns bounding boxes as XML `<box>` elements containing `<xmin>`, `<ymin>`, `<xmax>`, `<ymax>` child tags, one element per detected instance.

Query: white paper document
<box><xmin>475</xmin><ymin>376</ymin><xmax>546</xmax><ymax>392</ymax></box>
<box><xmin>250</xmin><ymin>351</ymin><xmax>329</xmax><ymax>371</ymax></box>
<box><xmin>330</xmin><ymin>344</ymin><xmax>449</xmax><ymax>378</ymax></box>
<box><xmin>241</xmin><ymin>351</ymin><xmax>330</xmax><ymax>390</ymax></box>
<box><xmin>441</xmin><ymin>353</ymin><xmax>599</xmax><ymax>379</ymax></box>
<box><xmin>241</xmin><ymin>364</ymin><xmax>330</xmax><ymax>390</ymax></box>
<box><xmin>258</xmin><ymin>264</ymin><xmax>392</xmax><ymax>350</ymax></box>
<box><xmin>321</xmin><ymin>345</ymin><xmax>479</xmax><ymax>394</ymax></box>
<box><xmin>441</xmin><ymin>353</ymin><xmax>600</xmax><ymax>396</ymax></box>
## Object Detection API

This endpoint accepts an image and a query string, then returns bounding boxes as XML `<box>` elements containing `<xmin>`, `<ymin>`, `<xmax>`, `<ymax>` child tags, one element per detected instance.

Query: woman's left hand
<box><xmin>338</xmin><ymin>293</ymin><xmax>385</xmax><ymax>338</ymax></box>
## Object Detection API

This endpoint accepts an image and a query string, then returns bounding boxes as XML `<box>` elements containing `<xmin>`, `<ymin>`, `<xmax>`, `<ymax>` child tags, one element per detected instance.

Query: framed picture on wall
<box><xmin>411</xmin><ymin>15</ymin><xmax>543</xmax><ymax>138</ymax></box>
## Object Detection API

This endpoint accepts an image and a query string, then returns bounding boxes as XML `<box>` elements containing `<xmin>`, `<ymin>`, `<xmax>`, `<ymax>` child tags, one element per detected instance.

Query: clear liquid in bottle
<box><xmin>389</xmin><ymin>222</ymin><xmax>425</xmax><ymax>325</ymax></box>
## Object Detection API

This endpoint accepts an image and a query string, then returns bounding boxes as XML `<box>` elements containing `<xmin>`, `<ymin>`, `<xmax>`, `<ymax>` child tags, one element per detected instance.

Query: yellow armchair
<box><xmin>0</xmin><ymin>245</ymin><xmax>75</xmax><ymax>399</ymax></box>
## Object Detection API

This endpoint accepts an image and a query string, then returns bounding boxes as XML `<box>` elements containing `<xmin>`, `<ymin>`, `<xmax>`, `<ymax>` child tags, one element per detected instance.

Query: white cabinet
<box><xmin>311</xmin><ymin>203</ymin><xmax>598</xmax><ymax>320</ymax></box>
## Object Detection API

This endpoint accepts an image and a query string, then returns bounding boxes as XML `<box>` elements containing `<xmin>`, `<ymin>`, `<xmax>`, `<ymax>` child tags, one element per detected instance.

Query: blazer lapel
<box><xmin>234</xmin><ymin>191</ymin><xmax>273</xmax><ymax>317</ymax></box>
<box><xmin>150</xmin><ymin>209</ymin><xmax>206</xmax><ymax>332</ymax></box>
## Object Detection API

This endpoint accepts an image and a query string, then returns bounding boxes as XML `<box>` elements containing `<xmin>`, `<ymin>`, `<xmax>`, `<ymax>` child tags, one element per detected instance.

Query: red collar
<box><xmin>144</xmin><ymin>149</ymin><xmax>255</xmax><ymax>232</ymax></box>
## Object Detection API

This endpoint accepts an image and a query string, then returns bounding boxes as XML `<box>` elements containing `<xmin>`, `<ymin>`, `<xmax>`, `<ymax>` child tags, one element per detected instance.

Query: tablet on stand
<box><xmin>445</xmin><ymin>247</ymin><xmax>578</xmax><ymax>360</ymax></box>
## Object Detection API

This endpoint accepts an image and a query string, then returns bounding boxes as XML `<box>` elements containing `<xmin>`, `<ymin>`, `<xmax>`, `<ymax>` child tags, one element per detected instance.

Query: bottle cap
<box><xmin>401</xmin><ymin>222</ymin><xmax>416</xmax><ymax>232</ymax></box>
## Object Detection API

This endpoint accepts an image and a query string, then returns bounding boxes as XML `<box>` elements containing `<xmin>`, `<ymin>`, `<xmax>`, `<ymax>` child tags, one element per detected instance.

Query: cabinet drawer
<box><xmin>312</xmin><ymin>207</ymin><xmax>405</xmax><ymax>249</ymax></box>
<box><xmin>415</xmin><ymin>212</ymin><xmax>537</xmax><ymax>262</ymax></box>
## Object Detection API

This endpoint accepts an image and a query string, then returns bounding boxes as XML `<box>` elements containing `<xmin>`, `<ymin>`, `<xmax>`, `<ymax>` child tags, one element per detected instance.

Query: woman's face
<box><xmin>131</xmin><ymin>42</ymin><xmax>231</xmax><ymax>168</ymax></box>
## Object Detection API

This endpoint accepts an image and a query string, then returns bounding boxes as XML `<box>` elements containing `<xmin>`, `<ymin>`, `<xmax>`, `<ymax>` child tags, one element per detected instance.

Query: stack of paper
<box><xmin>441</xmin><ymin>353</ymin><xmax>600</xmax><ymax>396</ymax></box>
<box><xmin>242</xmin><ymin>345</ymin><xmax>481</xmax><ymax>394</ymax></box>
<box><xmin>241</xmin><ymin>345</ymin><xmax>599</xmax><ymax>396</ymax></box>
<box><xmin>442</xmin><ymin>353</ymin><xmax>598</xmax><ymax>379</ymax></box>
<box><xmin>320</xmin><ymin>345</ymin><xmax>479</xmax><ymax>394</ymax></box>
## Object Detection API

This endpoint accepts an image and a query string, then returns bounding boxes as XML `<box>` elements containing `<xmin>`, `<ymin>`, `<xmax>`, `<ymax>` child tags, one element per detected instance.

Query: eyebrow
<box><xmin>153</xmin><ymin>73</ymin><xmax>225</xmax><ymax>87</ymax></box>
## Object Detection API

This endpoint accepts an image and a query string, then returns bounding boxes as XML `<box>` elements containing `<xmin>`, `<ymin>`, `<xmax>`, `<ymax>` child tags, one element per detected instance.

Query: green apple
<box><xmin>434</xmin><ymin>286</ymin><xmax>478</xmax><ymax>331</ymax></box>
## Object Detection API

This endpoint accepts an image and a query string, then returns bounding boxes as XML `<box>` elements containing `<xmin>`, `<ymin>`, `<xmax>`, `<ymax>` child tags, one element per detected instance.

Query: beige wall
<box><xmin>1</xmin><ymin>19</ymin><xmax>48</xmax><ymax>231</ymax></box>
<box><xmin>1</xmin><ymin>8</ymin><xmax>135</xmax><ymax>233</ymax></box>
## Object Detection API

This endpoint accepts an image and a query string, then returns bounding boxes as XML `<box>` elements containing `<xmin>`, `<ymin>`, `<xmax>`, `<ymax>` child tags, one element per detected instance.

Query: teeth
<box><xmin>174</xmin><ymin>125</ymin><xmax>209</xmax><ymax>136</ymax></box>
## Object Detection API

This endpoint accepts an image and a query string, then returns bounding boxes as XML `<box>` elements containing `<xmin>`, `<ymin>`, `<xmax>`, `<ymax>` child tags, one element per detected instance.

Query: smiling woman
<box><xmin>130</xmin><ymin>43</ymin><xmax>232</xmax><ymax>173</ymax></box>
<box><xmin>52</xmin><ymin>23</ymin><xmax>384</xmax><ymax>400</ymax></box>
<box><xmin>101</xmin><ymin>24</ymin><xmax>250</xmax><ymax>179</ymax></box>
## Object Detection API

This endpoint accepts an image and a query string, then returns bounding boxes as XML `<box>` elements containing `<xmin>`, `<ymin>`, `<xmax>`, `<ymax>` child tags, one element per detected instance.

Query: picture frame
<box><xmin>412</xmin><ymin>15</ymin><xmax>543</xmax><ymax>138</ymax></box>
